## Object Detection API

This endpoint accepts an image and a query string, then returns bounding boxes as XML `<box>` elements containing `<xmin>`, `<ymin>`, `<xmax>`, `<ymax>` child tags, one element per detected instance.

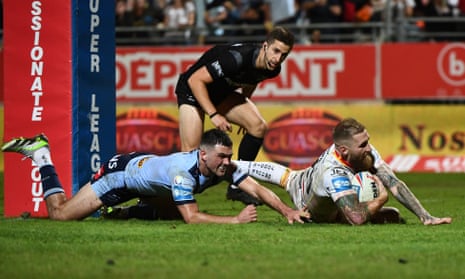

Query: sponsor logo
<box><xmin>115</xmin><ymin>49</ymin><xmax>345</xmax><ymax>101</ymax></box>
<box><xmin>137</xmin><ymin>157</ymin><xmax>150</xmax><ymax>168</ymax></box>
<box><xmin>437</xmin><ymin>43</ymin><xmax>465</xmax><ymax>86</ymax></box>
<box><xmin>116</xmin><ymin>108</ymin><xmax>181</xmax><ymax>155</ymax></box>
<box><xmin>330</xmin><ymin>167</ymin><xmax>349</xmax><ymax>177</ymax></box>
<box><xmin>263</xmin><ymin>108</ymin><xmax>341</xmax><ymax>168</ymax></box>
<box><xmin>174</xmin><ymin>175</ymin><xmax>184</xmax><ymax>185</ymax></box>
<box><xmin>399</xmin><ymin>124</ymin><xmax>465</xmax><ymax>152</ymax></box>
<box><xmin>211</xmin><ymin>60</ymin><xmax>224</xmax><ymax>77</ymax></box>
<box><xmin>331</xmin><ymin>177</ymin><xmax>351</xmax><ymax>191</ymax></box>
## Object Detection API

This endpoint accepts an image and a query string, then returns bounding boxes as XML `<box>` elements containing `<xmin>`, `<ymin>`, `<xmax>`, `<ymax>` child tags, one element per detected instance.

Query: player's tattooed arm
<box><xmin>335</xmin><ymin>194</ymin><xmax>370</xmax><ymax>225</ymax></box>
<box><xmin>335</xmin><ymin>194</ymin><xmax>385</xmax><ymax>226</ymax></box>
<box><xmin>375</xmin><ymin>163</ymin><xmax>434</xmax><ymax>223</ymax></box>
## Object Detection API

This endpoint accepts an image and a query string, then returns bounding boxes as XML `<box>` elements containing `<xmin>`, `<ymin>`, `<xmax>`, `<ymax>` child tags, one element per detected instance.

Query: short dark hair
<box><xmin>200</xmin><ymin>129</ymin><xmax>233</xmax><ymax>148</ymax></box>
<box><xmin>266</xmin><ymin>26</ymin><xmax>295</xmax><ymax>50</ymax></box>
<box><xmin>333</xmin><ymin>118</ymin><xmax>366</xmax><ymax>145</ymax></box>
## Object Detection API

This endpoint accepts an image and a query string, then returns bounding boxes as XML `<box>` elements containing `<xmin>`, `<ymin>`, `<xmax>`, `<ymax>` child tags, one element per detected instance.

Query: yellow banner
<box><xmin>116</xmin><ymin>104</ymin><xmax>465</xmax><ymax>167</ymax></box>
<box><xmin>2</xmin><ymin>104</ymin><xmax>463</xmax><ymax>172</ymax></box>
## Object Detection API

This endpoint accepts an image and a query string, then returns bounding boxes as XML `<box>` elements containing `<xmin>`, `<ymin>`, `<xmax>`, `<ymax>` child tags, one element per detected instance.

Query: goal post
<box><xmin>3</xmin><ymin>0</ymin><xmax>115</xmax><ymax>217</ymax></box>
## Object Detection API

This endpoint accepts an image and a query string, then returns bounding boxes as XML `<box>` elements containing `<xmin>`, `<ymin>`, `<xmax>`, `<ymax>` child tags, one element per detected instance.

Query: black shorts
<box><xmin>91</xmin><ymin>152</ymin><xmax>149</xmax><ymax>206</ymax></box>
<box><xmin>91</xmin><ymin>152</ymin><xmax>147</xmax><ymax>183</ymax></box>
<box><xmin>175</xmin><ymin>88</ymin><xmax>246</xmax><ymax>111</ymax></box>
<box><xmin>175</xmin><ymin>75</ymin><xmax>242</xmax><ymax>108</ymax></box>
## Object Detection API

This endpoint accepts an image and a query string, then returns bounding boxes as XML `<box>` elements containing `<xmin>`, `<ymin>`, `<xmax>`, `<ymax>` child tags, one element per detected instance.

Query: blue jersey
<box><xmin>91</xmin><ymin>150</ymin><xmax>248</xmax><ymax>206</ymax></box>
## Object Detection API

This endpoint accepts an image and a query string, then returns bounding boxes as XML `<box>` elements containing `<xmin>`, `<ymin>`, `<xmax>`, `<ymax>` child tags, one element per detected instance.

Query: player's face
<box><xmin>346</xmin><ymin>130</ymin><xmax>373</xmax><ymax>172</ymax></box>
<box><xmin>203</xmin><ymin>145</ymin><xmax>233</xmax><ymax>176</ymax></box>
<box><xmin>263</xmin><ymin>40</ymin><xmax>291</xmax><ymax>70</ymax></box>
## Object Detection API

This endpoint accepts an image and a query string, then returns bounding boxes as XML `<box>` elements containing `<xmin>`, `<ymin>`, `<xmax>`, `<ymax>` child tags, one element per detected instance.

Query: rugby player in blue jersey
<box><xmin>2</xmin><ymin>129</ymin><xmax>309</xmax><ymax>224</ymax></box>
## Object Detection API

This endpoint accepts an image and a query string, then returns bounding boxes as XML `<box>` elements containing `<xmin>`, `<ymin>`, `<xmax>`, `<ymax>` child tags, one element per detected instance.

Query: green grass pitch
<box><xmin>0</xmin><ymin>172</ymin><xmax>464</xmax><ymax>278</ymax></box>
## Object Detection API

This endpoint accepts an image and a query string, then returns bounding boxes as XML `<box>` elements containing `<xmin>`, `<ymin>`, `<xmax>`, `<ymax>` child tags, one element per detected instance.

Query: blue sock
<box><xmin>39</xmin><ymin>165</ymin><xmax>65</xmax><ymax>198</ymax></box>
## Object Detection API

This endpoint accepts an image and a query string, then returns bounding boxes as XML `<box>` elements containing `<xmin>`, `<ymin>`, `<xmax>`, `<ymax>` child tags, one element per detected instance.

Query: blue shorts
<box><xmin>90</xmin><ymin>152</ymin><xmax>146</xmax><ymax>206</ymax></box>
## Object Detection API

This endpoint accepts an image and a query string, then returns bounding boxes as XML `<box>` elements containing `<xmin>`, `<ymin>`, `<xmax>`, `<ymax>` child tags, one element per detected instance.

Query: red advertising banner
<box><xmin>3</xmin><ymin>0</ymin><xmax>72</xmax><ymax>217</ymax></box>
<box><xmin>382</xmin><ymin>43</ymin><xmax>465</xmax><ymax>99</ymax></box>
<box><xmin>1</xmin><ymin>42</ymin><xmax>464</xmax><ymax>104</ymax></box>
<box><xmin>114</xmin><ymin>43</ymin><xmax>465</xmax><ymax>102</ymax></box>
<box><xmin>0</xmin><ymin>51</ymin><xmax>3</xmax><ymax>101</ymax></box>
<box><xmin>116</xmin><ymin>44</ymin><xmax>377</xmax><ymax>102</ymax></box>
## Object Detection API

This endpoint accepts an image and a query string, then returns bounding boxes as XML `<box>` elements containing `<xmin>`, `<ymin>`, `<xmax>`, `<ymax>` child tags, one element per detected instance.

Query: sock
<box><xmin>238</xmin><ymin>133</ymin><xmax>263</xmax><ymax>161</ymax></box>
<box><xmin>39</xmin><ymin>165</ymin><xmax>65</xmax><ymax>198</ymax></box>
<box><xmin>32</xmin><ymin>147</ymin><xmax>53</xmax><ymax>167</ymax></box>
<box><xmin>233</xmin><ymin>160</ymin><xmax>290</xmax><ymax>188</ymax></box>
<box><xmin>232</xmin><ymin>133</ymin><xmax>263</xmax><ymax>191</ymax></box>
<box><xmin>128</xmin><ymin>204</ymin><xmax>158</xmax><ymax>220</ymax></box>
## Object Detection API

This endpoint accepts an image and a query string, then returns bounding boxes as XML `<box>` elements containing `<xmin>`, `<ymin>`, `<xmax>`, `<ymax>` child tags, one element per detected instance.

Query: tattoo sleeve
<box><xmin>335</xmin><ymin>194</ymin><xmax>370</xmax><ymax>225</ymax></box>
<box><xmin>376</xmin><ymin>163</ymin><xmax>432</xmax><ymax>222</ymax></box>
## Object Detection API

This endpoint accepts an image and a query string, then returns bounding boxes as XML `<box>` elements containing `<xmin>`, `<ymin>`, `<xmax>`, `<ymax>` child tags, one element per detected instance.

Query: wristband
<box><xmin>209</xmin><ymin>112</ymin><xmax>219</xmax><ymax>119</ymax></box>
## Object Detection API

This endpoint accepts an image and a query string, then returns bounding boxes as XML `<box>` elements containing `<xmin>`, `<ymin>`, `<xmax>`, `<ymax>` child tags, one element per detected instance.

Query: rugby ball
<box><xmin>352</xmin><ymin>172</ymin><xmax>379</xmax><ymax>202</ymax></box>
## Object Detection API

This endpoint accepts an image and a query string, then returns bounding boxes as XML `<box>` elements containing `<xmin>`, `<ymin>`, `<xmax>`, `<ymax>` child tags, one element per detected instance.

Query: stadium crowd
<box><xmin>115</xmin><ymin>0</ymin><xmax>465</xmax><ymax>44</ymax></box>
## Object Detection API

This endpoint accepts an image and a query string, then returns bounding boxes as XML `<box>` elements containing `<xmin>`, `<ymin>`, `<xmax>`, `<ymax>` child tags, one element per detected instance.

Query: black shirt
<box><xmin>175</xmin><ymin>43</ymin><xmax>280</xmax><ymax>105</ymax></box>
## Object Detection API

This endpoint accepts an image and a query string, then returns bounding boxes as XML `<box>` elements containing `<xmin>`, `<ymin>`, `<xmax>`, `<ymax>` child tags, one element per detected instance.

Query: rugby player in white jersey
<box><xmin>234</xmin><ymin>118</ymin><xmax>452</xmax><ymax>225</ymax></box>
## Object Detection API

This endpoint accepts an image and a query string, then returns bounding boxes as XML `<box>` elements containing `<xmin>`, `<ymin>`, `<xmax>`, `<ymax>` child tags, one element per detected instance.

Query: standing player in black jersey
<box><xmin>175</xmin><ymin>26</ymin><xmax>295</xmax><ymax>205</ymax></box>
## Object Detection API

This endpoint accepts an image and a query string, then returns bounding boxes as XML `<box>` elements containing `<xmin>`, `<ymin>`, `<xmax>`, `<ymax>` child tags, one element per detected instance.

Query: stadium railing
<box><xmin>115</xmin><ymin>16</ymin><xmax>465</xmax><ymax>46</ymax></box>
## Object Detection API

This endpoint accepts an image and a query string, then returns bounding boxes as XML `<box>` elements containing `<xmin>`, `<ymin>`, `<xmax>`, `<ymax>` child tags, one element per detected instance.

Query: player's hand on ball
<box><xmin>372</xmin><ymin>175</ymin><xmax>388</xmax><ymax>203</ymax></box>
<box><xmin>236</xmin><ymin>204</ymin><xmax>258</xmax><ymax>223</ymax></box>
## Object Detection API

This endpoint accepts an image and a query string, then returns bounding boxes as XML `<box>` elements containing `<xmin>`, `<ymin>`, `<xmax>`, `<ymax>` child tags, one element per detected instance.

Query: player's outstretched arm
<box><xmin>238</xmin><ymin>177</ymin><xmax>310</xmax><ymax>224</ymax></box>
<box><xmin>375</xmin><ymin>163</ymin><xmax>452</xmax><ymax>225</ymax></box>
<box><xmin>176</xmin><ymin>202</ymin><xmax>257</xmax><ymax>224</ymax></box>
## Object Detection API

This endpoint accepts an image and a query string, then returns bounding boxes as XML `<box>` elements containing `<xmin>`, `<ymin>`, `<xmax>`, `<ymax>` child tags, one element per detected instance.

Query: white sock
<box><xmin>285</xmin><ymin>171</ymin><xmax>297</xmax><ymax>191</ymax></box>
<box><xmin>32</xmin><ymin>147</ymin><xmax>53</xmax><ymax>167</ymax></box>
<box><xmin>233</xmin><ymin>160</ymin><xmax>289</xmax><ymax>186</ymax></box>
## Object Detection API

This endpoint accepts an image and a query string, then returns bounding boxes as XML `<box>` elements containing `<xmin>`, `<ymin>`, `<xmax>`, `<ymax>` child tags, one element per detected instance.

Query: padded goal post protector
<box><xmin>3</xmin><ymin>0</ymin><xmax>115</xmax><ymax>217</ymax></box>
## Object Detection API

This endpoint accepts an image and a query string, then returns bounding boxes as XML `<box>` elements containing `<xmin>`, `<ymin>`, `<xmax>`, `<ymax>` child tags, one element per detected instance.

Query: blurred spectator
<box><xmin>340</xmin><ymin>0</ymin><xmax>368</xmax><ymax>23</ymax></box>
<box><xmin>423</xmin><ymin>0</ymin><xmax>457</xmax><ymax>41</ymax></box>
<box><xmin>370</xmin><ymin>0</ymin><xmax>416</xmax><ymax>21</ymax></box>
<box><xmin>270</xmin><ymin>0</ymin><xmax>310</xmax><ymax>43</ymax></box>
<box><xmin>366</xmin><ymin>0</ymin><xmax>416</xmax><ymax>24</ymax></box>
<box><xmin>302</xmin><ymin>0</ymin><xmax>343</xmax><ymax>43</ymax></box>
<box><xmin>271</xmin><ymin>0</ymin><xmax>303</xmax><ymax>24</ymax></box>
<box><xmin>132</xmin><ymin>0</ymin><xmax>164</xmax><ymax>26</ymax></box>
<box><xmin>266</xmin><ymin>0</ymin><xmax>297</xmax><ymax>24</ymax></box>
<box><xmin>204</xmin><ymin>0</ymin><xmax>236</xmax><ymax>37</ymax></box>
<box><xmin>229</xmin><ymin>0</ymin><xmax>271</xmax><ymax>35</ymax></box>
<box><xmin>368</xmin><ymin>0</ymin><xmax>419</xmax><ymax>41</ymax></box>
<box><xmin>115</xmin><ymin>0</ymin><xmax>165</xmax><ymax>41</ymax></box>
<box><xmin>164</xmin><ymin>0</ymin><xmax>196</xmax><ymax>44</ymax></box>
<box><xmin>458</xmin><ymin>0</ymin><xmax>465</xmax><ymax>37</ymax></box>
<box><xmin>115</xmin><ymin>0</ymin><xmax>132</xmax><ymax>27</ymax></box>
<box><xmin>459</xmin><ymin>0</ymin><xmax>465</xmax><ymax>13</ymax></box>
